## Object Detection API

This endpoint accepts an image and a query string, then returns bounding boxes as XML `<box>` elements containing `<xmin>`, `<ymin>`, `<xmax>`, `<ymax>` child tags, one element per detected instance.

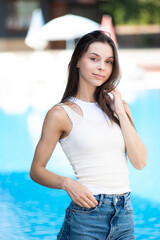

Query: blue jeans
<box><xmin>57</xmin><ymin>192</ymin><xmax>135</xmax><ymax>240</ymax></box>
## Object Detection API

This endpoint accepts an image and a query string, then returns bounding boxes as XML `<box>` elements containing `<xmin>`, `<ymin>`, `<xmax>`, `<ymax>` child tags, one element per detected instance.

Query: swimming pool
<box><xmin>0</xmin><ymin>89</ymin><xmax>160</xmax><ymax>239</ymax></box>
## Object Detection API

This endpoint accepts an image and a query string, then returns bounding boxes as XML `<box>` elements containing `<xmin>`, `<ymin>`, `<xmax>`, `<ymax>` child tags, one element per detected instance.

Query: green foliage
<box><xmin>100</xmin><ymin>0</ymin><xmax>160</xmax><ymax>25</ymax></box>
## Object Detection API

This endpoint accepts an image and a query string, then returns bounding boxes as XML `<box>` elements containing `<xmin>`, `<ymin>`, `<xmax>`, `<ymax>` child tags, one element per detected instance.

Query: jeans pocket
<box><xmin>71</xmin><ymin>201</ymin><xmax>98</xmax><ymax>214</ymax></box>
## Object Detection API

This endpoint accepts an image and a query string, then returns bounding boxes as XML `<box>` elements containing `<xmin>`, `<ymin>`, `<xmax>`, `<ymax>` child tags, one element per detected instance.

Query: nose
<box><xmin>98</xmin><ymin>61</ymin><xmax>105</xmax><ymax>70</ymax></box>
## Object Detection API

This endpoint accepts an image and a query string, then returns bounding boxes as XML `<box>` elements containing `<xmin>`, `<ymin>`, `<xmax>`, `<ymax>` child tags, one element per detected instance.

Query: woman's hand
<box><xmin>63</xmin><ymin>177</ymin><xmax>98</xmax><ymax>208</ymax></box>
<box><xmin>104</xmin><ymin>88</ymin><xmax>125</xmax><ymax>117</ymax></box>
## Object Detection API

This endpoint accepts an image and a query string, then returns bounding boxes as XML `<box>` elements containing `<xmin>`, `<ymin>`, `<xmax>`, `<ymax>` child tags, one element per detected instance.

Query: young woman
<box><xmin>30</xmin><ymin>30</ymin><xmax>147</xmax><ymax>239</ymax></box>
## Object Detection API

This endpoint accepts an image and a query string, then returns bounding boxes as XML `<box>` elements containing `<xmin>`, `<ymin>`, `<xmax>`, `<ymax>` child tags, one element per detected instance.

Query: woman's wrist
<box><xmin>115</xmin><ymin>109</ymin><xmax>127</xmax><ymax>119</ymax></box>
<box><xmin>61</xmin><ymin>176</ymin><xmax>72</xmax><ymax>191</ymax></box>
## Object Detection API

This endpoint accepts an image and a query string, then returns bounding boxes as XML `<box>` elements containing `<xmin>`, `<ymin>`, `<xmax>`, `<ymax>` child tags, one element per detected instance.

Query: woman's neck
<box><xmin>75</xmin><ymin>93</ymin><xmax>95</xmax><ymax>103</ymax></box>
<box><xmin>76</xmin><ymin>84</ymin><xmax>96</xmax><ymax>103</ymax></box>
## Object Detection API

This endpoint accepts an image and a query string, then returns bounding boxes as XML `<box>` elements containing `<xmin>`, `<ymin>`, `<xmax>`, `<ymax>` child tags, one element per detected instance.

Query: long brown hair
<box><xmin>61</xmin><ymin>30</ymin><xmax>131</xmax><ymax>126</ymax></box>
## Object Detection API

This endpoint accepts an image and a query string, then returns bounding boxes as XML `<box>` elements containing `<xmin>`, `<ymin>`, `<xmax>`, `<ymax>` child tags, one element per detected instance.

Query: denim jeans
<box><xmin>57</xmin><ymin>192</ymin><xmax>135</xmax><ymax>240</ymax></box>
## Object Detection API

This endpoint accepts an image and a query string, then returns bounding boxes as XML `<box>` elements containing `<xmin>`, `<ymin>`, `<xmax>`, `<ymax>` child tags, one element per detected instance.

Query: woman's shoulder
<box><xmin>46</xmin><ymin>99</ymin><xmax>82</xmax><ymax>120</ymax></box>
<box><xmin>47</xmin><ymin>101</ymin><xmax>77</xmax><ymax>121</ymax></box>
<box><xmin>41</xmin><ymin>104</ymin><xmax>71</xmax><ymax>134</ymax></box>
<box><xmin>46</xmin><ymin>104</ymin><xmax>67</xmax><ymax>122</ymax></box>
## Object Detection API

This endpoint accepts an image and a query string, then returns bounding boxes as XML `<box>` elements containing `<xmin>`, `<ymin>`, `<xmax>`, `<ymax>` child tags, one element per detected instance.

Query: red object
<box><xmin>100</xmin><ymin>15</ymin><xmax>117</xmax><ymax>46</ymax></box>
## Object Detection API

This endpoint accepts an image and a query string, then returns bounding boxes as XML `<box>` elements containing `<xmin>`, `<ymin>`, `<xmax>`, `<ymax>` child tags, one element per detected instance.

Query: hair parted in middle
<box><xmin>61</xmin><ymin>30</ymin><xmax>122</xmax><ymax>125</ymax></box>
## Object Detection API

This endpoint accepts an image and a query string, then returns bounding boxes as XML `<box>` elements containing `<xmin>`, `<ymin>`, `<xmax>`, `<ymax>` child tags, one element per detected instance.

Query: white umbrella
<box><xmin>38</xmin><ymin>14</ymin><xmax>100</xmax><ymax>48</ymax></box>
<box><xmin>25</xmin><ymin>8</ymin><xmax>48</xmax><ymax>50</ymax></box>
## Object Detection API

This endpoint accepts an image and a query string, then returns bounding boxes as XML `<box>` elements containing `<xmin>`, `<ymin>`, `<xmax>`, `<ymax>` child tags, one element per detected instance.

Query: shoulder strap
<box><xmin>57</xmin><ymin>103</ymin><xmax>82</xmax><ymax>126</ymax></box>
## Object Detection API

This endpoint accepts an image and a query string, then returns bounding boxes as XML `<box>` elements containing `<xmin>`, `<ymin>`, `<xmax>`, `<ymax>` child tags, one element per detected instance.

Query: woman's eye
<box><xmin>106</xmin><ymin>60</ymin><xmax>113</xmax><ymax>64</ymax></box>
<box><xmin>90</xmin><ymin>57</ymin><xmax>97</xmax><ymax>61</ymax></box>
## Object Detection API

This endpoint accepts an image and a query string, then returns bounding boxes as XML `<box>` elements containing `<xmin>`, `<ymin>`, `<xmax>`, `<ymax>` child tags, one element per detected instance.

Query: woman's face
<box><xmin>77</xmin><ymin>42</ymin><xmax>114</xmax><ymax>89</ymax></box>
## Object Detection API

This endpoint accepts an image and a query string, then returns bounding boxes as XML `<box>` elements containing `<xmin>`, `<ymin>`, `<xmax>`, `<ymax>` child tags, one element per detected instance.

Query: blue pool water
<box><xmin>0</xmin><ymin>89</ymin><xmax>160</xmax><ymax>239</ymax></box>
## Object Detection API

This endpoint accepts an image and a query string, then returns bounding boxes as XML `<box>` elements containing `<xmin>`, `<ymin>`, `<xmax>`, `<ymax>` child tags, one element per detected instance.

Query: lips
<box><xmin>93</xmin><ymin>73</ymin><xmax>105</xmax><ymax>79</ymax></box>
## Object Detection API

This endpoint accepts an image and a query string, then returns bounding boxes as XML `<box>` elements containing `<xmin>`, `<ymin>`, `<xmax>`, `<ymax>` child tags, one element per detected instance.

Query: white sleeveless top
<box><xmin>58</xmin><ymin>97</ymin><xmax>131</xmax><ymax>195</ymax></box>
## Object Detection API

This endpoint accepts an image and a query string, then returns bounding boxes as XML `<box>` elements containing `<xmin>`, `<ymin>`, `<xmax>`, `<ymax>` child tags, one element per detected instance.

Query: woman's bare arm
<box><xmin>30</xmin><ymin>105</ymin><xmax>98</xmax><ymax>208</ymax></box>
<box><xmin>119</xmin><ymin>102</ymin><xmax>147</xmax><ymax>170</ymax></box>
<box><xmin>30</xmin><ymin>106</ymin><xmax>68</xmax><ymax>189</ymax></box>
<box><xmin>108</xmin><ymin>88</ymin><xmax>148</xmax><ymax>170</ymax></box>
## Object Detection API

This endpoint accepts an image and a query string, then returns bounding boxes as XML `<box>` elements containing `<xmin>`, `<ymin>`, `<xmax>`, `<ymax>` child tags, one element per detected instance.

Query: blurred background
<box><xmin>0</xmin><ymin>0</ymin><xmax>160</xmax><ymax>239</ymax></box>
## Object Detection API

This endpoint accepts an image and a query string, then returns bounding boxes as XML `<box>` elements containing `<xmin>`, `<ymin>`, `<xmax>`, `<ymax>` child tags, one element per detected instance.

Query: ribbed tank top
<box><xmin>58</xmin><ymin>98</ymin><xmax>131</xmax><ymax>195</ymax></box>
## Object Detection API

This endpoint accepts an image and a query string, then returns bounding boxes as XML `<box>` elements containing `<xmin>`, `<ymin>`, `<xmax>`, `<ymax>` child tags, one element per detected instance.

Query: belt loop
<box><xmin>124</xmin><ymin>192</ymin><xmax>129</xmax><ymax>209</ymax></box>
<box><xmin>98</xmin><ymin>194</ymin><xmax>104</xmax><ymax>207</ymax></box>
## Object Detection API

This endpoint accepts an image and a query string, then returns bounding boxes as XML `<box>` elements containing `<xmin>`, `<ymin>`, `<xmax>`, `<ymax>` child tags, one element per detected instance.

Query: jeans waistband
<box><xmin>94</xmin><ymin>192</ymin><xmax>131</xmax><ymax>208</ymax></box>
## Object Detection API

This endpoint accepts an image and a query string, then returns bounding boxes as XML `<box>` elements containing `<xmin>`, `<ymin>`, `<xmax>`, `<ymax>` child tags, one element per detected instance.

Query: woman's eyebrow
<box><xmin>89</xmin><ymin>52</ymin><xmax>99</xmax><ymax>56</ymax></box>
<box><xmin>89</xmin><ymin>53</ymin><xmax>114</xmax><ymax>58</ymax></box>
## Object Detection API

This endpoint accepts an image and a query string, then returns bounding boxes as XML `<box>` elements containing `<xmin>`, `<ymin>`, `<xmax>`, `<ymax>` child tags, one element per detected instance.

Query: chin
<box><xmin>95</xmin><ymin>81</ymin><xmax>106</xmax><ymax>87</ymax></box>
